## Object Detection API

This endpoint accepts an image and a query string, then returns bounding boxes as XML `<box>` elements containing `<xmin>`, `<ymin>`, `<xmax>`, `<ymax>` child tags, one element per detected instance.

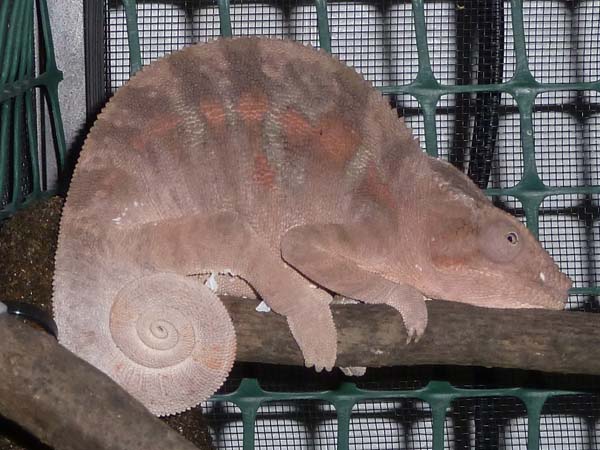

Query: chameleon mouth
<box><xmin>548</xmin><ymin>265</ymin><xmax>572</xmax><ymax>291</ymax></box>
<box><xmin>525</xmin><ymin>270</ymin><xmax>571</xmax><ymax>310</ymax></box>
<box><xmin>449</xmin><ymin>267</ymin><xmax>571</xmax><ymax>311</ymax></box>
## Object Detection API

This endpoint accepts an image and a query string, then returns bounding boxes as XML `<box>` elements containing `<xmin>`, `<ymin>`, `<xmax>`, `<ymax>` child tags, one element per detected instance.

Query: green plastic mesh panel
<box><xmin>0</xmin><ymin>0</ymin><xmax>67</xmax><ymax>219</ymax></box>
<box><xmin>201</xmin><ymin>377</ymin><xmax>600</xmax><ymax>450</ymax></box>
<box><xmin>100</xmin><ymin>0</ymin><xmax>600</xmax><ymax>448</ymax></box>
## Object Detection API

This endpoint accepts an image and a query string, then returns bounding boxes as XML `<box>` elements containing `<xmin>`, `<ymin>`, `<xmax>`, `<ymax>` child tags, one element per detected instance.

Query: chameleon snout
<box><xmin>536</xmin><ymin>265</ymin><xmax>572</xmax><ymax>309</ymax></box>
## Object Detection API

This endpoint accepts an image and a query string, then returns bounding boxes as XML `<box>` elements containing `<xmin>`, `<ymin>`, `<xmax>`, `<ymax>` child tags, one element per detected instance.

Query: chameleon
<box><xmin>52</xmin><ymin>37</ymin><xmax>572</xmax><ymax>416</ymax></box>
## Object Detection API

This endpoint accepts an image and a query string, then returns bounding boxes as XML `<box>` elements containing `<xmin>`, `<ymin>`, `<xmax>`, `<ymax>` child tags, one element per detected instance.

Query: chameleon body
<box><xmin>53</xmin><ymin>38</ymin><xmax>571</xmax><ymax>416</ymax></box>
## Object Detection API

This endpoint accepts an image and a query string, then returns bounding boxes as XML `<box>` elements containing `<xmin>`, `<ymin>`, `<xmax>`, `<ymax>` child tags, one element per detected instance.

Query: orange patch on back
<box><xmin>358</xmin><ymin>164</ymin><xmax>397</xmax><ymax>210</ymax></box>
<box><xmin>317</xmin><ymin>116</ymin><xmax>361</xmax><ymax>165</ymax></box>
<box><xmin>237</xmin><ymin>92</ymin><xmax>269</xmax><ymax>123</ymax></box>
<box><xmin>253</xmin><ymin>151</ymin><xmax>276</xmax><ymax>188</ymax></box>
<box><xmin>281</xmin><ymin>109</ymin><xmax>314</xmax><ymax>145</ymax></box>
<box><xmin>131</xmin><ymin>116</ymin><xmax>181</xmax><ymax>151</ymax></box>
<box><xmin>199</xmin><ymin>100</ymin><xmax>227</xmax><ymax>128</ymax></box>
<box><xmin>280</xmin><ymin>109</ymin><xmax>360</xmax><ymax>168</ymax></box>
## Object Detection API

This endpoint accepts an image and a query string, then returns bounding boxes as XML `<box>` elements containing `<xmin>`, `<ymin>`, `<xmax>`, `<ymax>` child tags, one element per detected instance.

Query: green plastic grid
<box><xmin>211</xmin><ymin>379</ymin><xmax>583</xmax><ymax>450</ymax></box>
<box><xmin>0</xmin><ymin>0</ymin><xmax>67</xmax><ymax>219</ymax></box>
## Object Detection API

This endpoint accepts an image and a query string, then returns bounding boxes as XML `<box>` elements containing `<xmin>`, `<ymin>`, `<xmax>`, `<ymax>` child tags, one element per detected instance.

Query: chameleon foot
<box><xmin>286</xmin><ymin>303</ymin><xmax>337</xmax><ymax>372</ymax></box>
<box><xmin>385</xmin><ymin>291</ymin><xmax>428</xmax><ymax>344</ymax></box>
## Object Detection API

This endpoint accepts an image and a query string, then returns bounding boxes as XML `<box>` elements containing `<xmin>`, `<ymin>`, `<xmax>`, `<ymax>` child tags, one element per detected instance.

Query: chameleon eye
<box><xmin>506</xmin><ymin>231</ymin><xmax>519</xmax><ymax>245</ymax></box>
<box><xmin>479</xmin><ymin>223</ymin><xmax>522</xmax><ymax>263</ymax></box>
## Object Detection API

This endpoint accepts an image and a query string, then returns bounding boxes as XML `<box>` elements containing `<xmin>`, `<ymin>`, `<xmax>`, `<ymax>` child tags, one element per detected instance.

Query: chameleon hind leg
<box><xmin>124</xmin><ymin>212</ymin><xmax>337</xmax><ymax>372</ymax></box>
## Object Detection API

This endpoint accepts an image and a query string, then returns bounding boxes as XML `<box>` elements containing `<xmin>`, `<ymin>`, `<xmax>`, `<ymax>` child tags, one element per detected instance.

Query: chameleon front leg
<box><xmin>281</xmin><ymin>223</ymin><xmax>428</xmax><ymax>344</ymax></box>
<box><xmin>122</xmin><ymin>212</ymin><xmax>337</xmax><ymax>372</ymax></box>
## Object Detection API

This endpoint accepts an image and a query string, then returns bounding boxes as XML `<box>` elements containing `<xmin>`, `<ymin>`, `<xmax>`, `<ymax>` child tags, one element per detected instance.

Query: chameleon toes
<box><xmin>405</xmin><ymin>327</ymin><xmax>422</xmax><ymax>345</ymax></box>
<box><xmin>287</xmin><ymin>306</ymin><xmax>337</xmax><ymax>373</ymax></box>
<box><xmin>403</xmin><ymin>314</ymin><xmax>427</xmax><ymax>345</ymax></box>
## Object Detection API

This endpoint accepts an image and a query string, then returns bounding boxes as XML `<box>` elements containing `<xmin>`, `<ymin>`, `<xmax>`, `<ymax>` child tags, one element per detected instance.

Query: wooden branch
<box><xmin>0</xmin><ymin>313</ymin><xmax>206</xmax><ymax>450</ymax></box>
<box><xmin>223</xmin><ymin>297</ymin><xmax>600</xmax><ymax>376</ymax></box>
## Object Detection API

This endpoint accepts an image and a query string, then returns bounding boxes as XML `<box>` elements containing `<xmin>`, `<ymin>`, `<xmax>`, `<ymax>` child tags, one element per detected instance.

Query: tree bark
<box><xmin>0</xmin><ymin>313</ymin><xmax>206</xmax><ymax>450</ymax></box>
<box><xmin>223</xmin><ymin>297</ymin><xmax>600</xmax><ymax>376</ymax></box>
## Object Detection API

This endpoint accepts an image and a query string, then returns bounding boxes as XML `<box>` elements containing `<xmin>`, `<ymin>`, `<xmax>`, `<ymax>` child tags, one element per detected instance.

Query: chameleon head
<box><xmin>395</xmin><ymin>157</ymin><xmax>571</xmax><ymax>310</ymax></box>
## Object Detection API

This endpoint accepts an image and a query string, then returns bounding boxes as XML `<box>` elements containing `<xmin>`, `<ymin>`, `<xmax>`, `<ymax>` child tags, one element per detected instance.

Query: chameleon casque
<box><xmin>53</xmin><ymin>37</ymin><xmax>572</xmax><ymax>416</ymax></box>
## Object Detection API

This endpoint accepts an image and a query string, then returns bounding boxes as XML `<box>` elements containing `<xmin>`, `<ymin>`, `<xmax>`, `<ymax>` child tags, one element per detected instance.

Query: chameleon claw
<box><xmin>340</xmin><ymin>366</ymin><xmax>367</xmax><ymax>377</ymax></box>
<box><xmin>405</xmin><ymin>328</ymin><xmax>420</xmax><ymax>345</ymax></box>
<box><xmin>405</xmin><ymin>325</ymin><xmax>425</xmax><ymax>345</ymax></box>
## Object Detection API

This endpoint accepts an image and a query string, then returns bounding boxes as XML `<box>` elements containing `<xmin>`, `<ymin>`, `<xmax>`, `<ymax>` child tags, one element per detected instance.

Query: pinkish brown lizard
<box><xmin>52</xmin><ymin>37</ymin><xmax>571</xmax><ymax>416</ymax></box>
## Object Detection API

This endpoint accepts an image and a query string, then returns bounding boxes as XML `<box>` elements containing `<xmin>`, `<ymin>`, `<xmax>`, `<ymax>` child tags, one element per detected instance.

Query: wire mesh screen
<box><xmin>449</xmin><ymin>396</ymin><xmax>528</xmax><ymax>449</ymax></box>
<box><xmin>98</xmin><ymin>0</ymin><xmax>600</xmax><ymax>448</ymax></box>
<box><xmin>539</xmin><ymin>395</ymin><xmax>600</xmax><ymax>449</ymax></box>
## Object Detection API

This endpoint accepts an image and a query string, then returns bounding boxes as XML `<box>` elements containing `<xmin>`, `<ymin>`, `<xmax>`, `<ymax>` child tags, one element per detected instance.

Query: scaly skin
<box><xmin>53</xmin><ymin>37</ymin><xmax>571</xmax><ymax>416</ymax></box>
